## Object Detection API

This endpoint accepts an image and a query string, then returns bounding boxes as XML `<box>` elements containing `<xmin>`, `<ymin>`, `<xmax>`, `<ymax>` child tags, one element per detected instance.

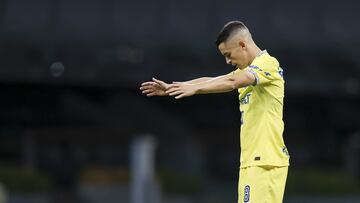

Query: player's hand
<box><xmin>140</xmin><ymin>78</ymin><xmax>169</xmax><ymax>96</ymax></box>
<box><xmin>166</xmin><ymin>83</ymin><xmax>197</xmax><ymax>99</ymax></box>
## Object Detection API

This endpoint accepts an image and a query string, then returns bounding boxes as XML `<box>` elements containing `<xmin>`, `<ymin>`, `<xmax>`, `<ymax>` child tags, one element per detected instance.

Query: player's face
<box><xmin>218</xmin><ymin>40</ymin><xmax>249</xmax><ymax>69</ymax></box>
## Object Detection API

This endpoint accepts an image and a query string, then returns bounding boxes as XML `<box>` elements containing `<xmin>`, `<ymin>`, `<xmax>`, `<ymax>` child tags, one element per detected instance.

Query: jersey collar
<box><xmin>256</xmin><ymin>49</ymin><xmax>267</xmax><ymax>57</ymax></box>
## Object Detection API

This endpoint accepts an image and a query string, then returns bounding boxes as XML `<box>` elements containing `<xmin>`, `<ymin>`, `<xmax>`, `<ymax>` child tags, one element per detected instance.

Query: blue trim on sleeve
<box><xmin>249</xmin><ymin>65</ymin><xmax>263</xmax><ymax>71</ymax></box>
<box><xmin>247</xmin><ymin>69</ymin><xmax>259</xmax><ymax>85</ymax></box>
<box><xmin>264</xmin><ymin>72</ymin><xmax>271</xmax><ymax>76</ymax></box>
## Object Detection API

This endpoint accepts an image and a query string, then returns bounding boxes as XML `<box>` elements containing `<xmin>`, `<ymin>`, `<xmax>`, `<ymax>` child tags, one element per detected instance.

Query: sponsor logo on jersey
<box><xmin>240</xmin><ymin>93</ymin><xmax>251</xmax><ymax>105</ymax></box>
<box><xmin>244</xmin><ymin>185</ymin><xmax>250</xmax><ymax>202</ymax></box>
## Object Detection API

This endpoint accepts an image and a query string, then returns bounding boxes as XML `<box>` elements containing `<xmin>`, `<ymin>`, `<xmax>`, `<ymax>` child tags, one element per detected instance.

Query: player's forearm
<box><xmin>194</xmin><ymin>73</ymin><xmax>254</xmax><ymax>94</ymax></box>
<box><xmin>183</xmin><ymin>77</ymin><xmax>213</xmax><ymax>84</ymax></box>
<box><xmin>194</xmin><ymin>76</ymin><xmax>237</xmax><ymax>94</ymax></box>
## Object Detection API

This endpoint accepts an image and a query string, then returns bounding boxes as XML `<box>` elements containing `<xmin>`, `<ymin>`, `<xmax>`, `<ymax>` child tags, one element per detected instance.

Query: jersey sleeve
<box><xmin>246</xmin><ymin>58</ymin><xmax>283</xmax><ymax>86</ymax></box>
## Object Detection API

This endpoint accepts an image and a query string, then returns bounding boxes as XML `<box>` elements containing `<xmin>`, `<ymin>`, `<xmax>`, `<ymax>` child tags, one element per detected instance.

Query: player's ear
<box><xmin>238</xmin><ymin>41</ymin><xmax>246</xmax><ymax>49</ymax></box>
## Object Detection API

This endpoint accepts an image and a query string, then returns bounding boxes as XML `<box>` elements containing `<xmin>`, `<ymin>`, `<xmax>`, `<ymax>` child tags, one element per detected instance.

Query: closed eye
<box><xmin>224</xmin><ymin>52</ymin><xmax>231</xmax><ymax>58</ymax></box>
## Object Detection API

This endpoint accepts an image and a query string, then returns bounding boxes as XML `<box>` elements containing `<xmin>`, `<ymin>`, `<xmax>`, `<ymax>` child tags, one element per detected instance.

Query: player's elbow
<box><xmin>232</xmin><ymin>73</ymin><xmax>256</xmax><ymax>88</ymax></box>
<box><xmin>242</xmin><ymin>73</ymin><xmax>256</xmax><ymax>86</ymax></box>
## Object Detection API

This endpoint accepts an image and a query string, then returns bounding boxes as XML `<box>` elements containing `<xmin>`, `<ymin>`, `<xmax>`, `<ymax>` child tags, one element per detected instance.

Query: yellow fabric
<box><xmin>230</xmin><ymin>50</ymin><xmax>290</xmax><ymax>168</ymax></box>
<box><xmin>238</xmin><ymin>166</ymin><xmax>288</xmax><ymax>203</ymax></box>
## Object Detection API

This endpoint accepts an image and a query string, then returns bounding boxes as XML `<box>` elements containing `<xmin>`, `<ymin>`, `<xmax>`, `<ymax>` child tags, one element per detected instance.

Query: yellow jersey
<box><xmin>231</xmin><ymin>50</ymin><xmax>290</xmax><ymax>168</ymax></box>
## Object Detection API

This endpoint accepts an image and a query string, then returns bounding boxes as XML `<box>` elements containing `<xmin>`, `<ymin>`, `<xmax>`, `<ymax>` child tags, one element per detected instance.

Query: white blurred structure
<box><xmin>130</xmin><ymin>136</ymin><xmax>161</xmax><ymax>203</ymax></box>
<box><xmin>0</xmin><ymin>183</ymin><xmax>7</xmax><ymax>203</ymax></box>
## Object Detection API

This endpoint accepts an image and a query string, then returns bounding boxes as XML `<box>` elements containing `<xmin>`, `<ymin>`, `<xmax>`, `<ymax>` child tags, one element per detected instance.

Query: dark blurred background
<box><xmin>0</xmin><ymin>0</ymin><xmax>360</xmax><ymax>202</ymax></box>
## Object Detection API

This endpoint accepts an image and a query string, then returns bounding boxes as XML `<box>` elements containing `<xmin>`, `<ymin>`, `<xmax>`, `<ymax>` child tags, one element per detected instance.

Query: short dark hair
<box><xmin>215</xmin><ymin>21</ymin><xmax>247</xmax><ymax>46</ymax></box>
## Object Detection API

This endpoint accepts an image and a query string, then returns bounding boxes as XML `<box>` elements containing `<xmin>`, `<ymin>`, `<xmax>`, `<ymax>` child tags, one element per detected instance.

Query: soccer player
<box><xmin>140</xmin><ymin>21</ymin><xmax>290</xmax><ymax>203</ymax></box>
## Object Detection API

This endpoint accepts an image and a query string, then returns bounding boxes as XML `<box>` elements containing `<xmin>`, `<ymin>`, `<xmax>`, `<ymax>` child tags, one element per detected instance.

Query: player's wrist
<box><xmin>193</xmin><ymin>84</ymin><xmax>201</xmax><ymax>94</ymax></box>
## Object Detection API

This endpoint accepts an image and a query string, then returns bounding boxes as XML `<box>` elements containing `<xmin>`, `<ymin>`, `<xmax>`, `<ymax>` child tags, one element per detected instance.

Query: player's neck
<box><xmin>248</xmin><ymin>44</ymin><xmax>262</xmax><ymax>65</ymax></box>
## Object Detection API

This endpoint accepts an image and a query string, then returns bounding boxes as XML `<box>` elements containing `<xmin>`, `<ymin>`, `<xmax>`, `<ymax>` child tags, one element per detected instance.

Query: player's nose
<box><xmin>226</xmin><ymin>57</ymin><xmax>231</xmax><ymax>64</ymax></box>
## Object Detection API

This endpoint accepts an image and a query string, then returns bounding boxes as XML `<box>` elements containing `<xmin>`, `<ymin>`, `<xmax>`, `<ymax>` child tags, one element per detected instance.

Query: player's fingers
<box><xmin>143</xmin><ymin>82</ymin><xmax>161</xmax><ymax>90</ymax></box>
<box><xmin>141</xmin><ymin>81</ymin><xmax>156</xmax><ymax>86</ymax></box>
<box><xmin>141</xmin><ymin>83</ymin><xmax>157</xmax><ymax>88</ymax></box>
<box><xmin>140</xmin><ymin>85</ymin><xmax>153</xmax><ymax>91</ymax></box>
<box><xmin>141</xmin><ymin>84</ymin><xmax>155</xmax><ymax>88</ymax></box>
<box><xmin>152</xmin><ymin>78</ymin><xmax>166</xmax><ymax>85</ymax></box>
<box><xmin>165</xmin><ymin>87</ymin><xmax>180</xmax><ymax>94</ymax></box>
<box><xmin>169</xmin><ymin>90</ymin><xmax>183</xmax><ymax>96</ymax></box>
<box><xmin>175</xmin><ymin>93</ymin><xmax>186</xmax><ymax>99</ymax></box>
<box><xmin>142</xmin><ymin>89</ymin><xmax>154</xmax><ymax>94</ymax></box>
<box><xmin>147</xmin><ymin>92</ymin><xmax>157</xmax><ymax>96</ymax></box>
<box><xmin>152</xmin><ymin>83</ymin><xmax>164</xmax><ymax>89</ymax></box>
<box><xmin>167</xmin><ymin>83</ymin><xmax>181</xmax><ymax>89</ymax></box>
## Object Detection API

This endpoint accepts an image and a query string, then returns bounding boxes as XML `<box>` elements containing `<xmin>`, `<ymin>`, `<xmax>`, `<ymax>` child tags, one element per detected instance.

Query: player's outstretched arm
<box><xmin>165</xmin><ymin>71</ymin><xmax>256</xmax><ymax>99</ymax></box>
<box><xmin>176</xmin><ymin>77</ymin><xmax>213</xmax><ymax>85</ymax></box>
<box><xmin>140</xmin><ymin>77</ymin><xmax>215</xmax><ymax>97</ymax></box>
<box><xmin>140</xmin><ymin>78</ymin><xmax>170</xmax><ymax>96</ymax></box>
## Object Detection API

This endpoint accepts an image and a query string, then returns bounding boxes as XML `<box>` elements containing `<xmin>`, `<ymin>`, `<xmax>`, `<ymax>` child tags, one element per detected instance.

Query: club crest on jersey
<box><xmin>244</xmin><ymin>185</ymin><xmax>250</xmax><ymax>202</ymax></box>
<box><xmin>240</xmin><ymin>93</ymin><xmax>251</xmax><ymax>105</ymax></box>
